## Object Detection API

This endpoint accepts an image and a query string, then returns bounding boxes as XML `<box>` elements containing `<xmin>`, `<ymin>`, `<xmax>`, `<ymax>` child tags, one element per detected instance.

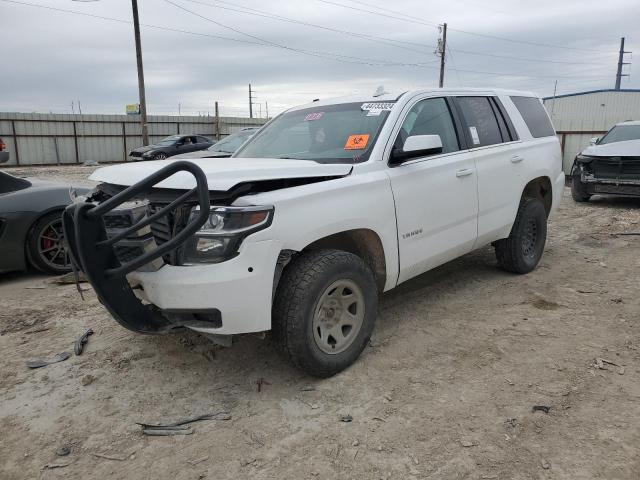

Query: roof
<box><xmin>614</xmin><ymin>120</ymin><xmax>640</xmax><ymax>126</ymax></box>
<box><xmin>543</xmin><ymin>88</ymin><xmax>640</xmax><ymax>101</ymax></box>
<box><xmin>290</xmin><ymin>87</ymin><xmax>537</xmax><ymax>112</ymax></box>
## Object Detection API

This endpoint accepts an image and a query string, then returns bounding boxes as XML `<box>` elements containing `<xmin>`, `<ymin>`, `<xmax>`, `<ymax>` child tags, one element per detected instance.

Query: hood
<box><xmin>89</xmin><ymin>157</ymin><xmax>353</xmax><ymax>191</ymax></box>
<box><xmin>171</xmin><ymin>150</ymin><xmax>232</xmax><ymax>159</ymax></box>
<box><xmin>582</xmin><ymin>139</ymin><xmax>640</xmax><ymax>157</ymax></box>
<box><xmin>130</xmin><ymin>145</ymin><xmax>157</xmax><ymax>154</ymax></box>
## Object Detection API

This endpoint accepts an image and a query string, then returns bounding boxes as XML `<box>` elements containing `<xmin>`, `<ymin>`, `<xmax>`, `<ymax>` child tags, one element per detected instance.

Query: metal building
<box><xmin>543</xmin><ymin>89</ymin><xmax>640</xmax><ymax>174</ymax></box>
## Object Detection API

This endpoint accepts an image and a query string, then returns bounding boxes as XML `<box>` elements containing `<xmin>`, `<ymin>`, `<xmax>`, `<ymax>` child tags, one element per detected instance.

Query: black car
<box><xmin>172</xmin><ymin>127</ymin><xmax>259</xmax><ymax>159</ymax></box>
<box><xmin>128</xmin><ymin>135</ymin><xmax>213</xmax><ymax>161</ymax></box>
<box><xmin>0</xmin><ymin>171</ymin><xmax>90</xmax><ymax>274</ymax></box>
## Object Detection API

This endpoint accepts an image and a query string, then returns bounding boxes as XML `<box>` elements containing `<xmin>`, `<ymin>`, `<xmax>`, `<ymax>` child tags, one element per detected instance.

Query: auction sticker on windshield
<box><xmin>304</xmin><ymin>112</ymin><xmax>324</xmax><ymax>121</ymax></box>
<box><xmin>361</xmin><ymin>102</ymin><xmax>394</xmax><ymax>116</ymax></box>
<box><xmin>344</xmin><ymin>134</ymin><xmax>370</xmax><ymax>150</ymax></box>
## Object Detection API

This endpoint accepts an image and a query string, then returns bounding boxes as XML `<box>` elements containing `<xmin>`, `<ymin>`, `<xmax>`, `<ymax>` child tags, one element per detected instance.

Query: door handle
<box><xmin>456</xmin><ymin>168</ymin><xmax>474</xmax><ymax>178</ymax></box>
<box><xmin>511</xmin><ymin>155</ymin><xmax>524</xmax><ymax>163</ymax></box>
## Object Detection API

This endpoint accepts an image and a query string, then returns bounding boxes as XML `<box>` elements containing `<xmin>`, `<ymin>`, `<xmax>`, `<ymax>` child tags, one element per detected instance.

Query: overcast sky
<box><xmin>1</xmin><ymin>0</ymin><xmax>638</xmax><ymax>117</ymax></box>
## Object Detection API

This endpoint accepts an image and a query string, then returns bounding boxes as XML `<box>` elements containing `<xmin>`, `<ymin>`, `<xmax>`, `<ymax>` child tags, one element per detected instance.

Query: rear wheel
<box><xmin>571</xmin><ymin>174</ymin><xmax>591</xmax><ymax>202</ymax></box>
<box><xmin>272</xmin><ymin>249</ymin><xmax>378</xmax><ymax>377</ymax></box>
<box><xmin>495</xmin><ymin>197</ymin><xmax>547</xmax><ymax>274</ymax></box>
<box><xmin>27</xmin><ymin>211</ymin><xmax>72</xmax><ymax>274</ymax></box>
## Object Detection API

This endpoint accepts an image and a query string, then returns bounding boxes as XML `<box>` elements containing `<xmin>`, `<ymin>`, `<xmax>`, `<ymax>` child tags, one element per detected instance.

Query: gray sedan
<box><xmin>0</xmin><ymin>171</ymin><xmax>89</xmax><ymax>274</ymax></box>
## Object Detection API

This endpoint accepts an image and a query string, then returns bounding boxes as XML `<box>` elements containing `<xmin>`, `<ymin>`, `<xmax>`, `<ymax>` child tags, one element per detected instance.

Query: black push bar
<box><xmin>72</xmin><ymin>161</ymin><xmax>210</xmax><ymax>278</ymax></box>
<box><xmin>62</xmin><ymin>161</ymin><xmax>211</xmax><ymax>334</ymax></box>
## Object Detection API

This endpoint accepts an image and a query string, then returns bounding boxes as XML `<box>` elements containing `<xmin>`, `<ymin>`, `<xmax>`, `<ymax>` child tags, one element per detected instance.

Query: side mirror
<box><xmin>589</xmin><ymin>137</ymin><xmax>599</xmax><ymax>146</ymax></box>
<box><xmin>391</xmin><ymin>134</ymin><xmax>443</xmax><ymax>164</ymax></box>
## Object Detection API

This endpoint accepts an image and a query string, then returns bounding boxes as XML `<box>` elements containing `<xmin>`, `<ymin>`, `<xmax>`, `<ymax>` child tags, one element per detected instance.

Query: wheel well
<box><xmin>522</xmin><ymin>176</ymin><xmax>552</xmax><ymax>217</ymax></box>
<box><xmin>302</xmin><ymin>229</ymin><xmax>387</xmax><ymax>292</ymax></box>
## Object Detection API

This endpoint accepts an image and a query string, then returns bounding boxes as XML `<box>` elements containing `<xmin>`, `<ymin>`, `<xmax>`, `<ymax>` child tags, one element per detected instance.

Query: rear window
<box><xmin>510</xmin><ymin>96</ymin><xmax>555</xmax><ymax>138</ymax></box>
<box><xmin>456</xmin><ymin>97</ymin><xmax>504</xmax><ymax>147</ymax></box>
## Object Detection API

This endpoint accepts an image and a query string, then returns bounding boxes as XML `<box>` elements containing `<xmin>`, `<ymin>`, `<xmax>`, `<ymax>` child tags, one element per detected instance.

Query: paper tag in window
<box><xmin>469</xmin><ymin>126</ymin><xmax>480</xmax><ymax>145</ymax></box>
<box><xmin>360</xmin><ymin>102</ymin><xmax>394</xmax><ymax>115</ymax></box>
<box><xmin>304</xmin><ymin>112</ymin><xmax>324</xmax><ymax>121</ymax></box>
<box><xmin>344</xmin><ymin>134</ymin><xmax>370</xmax><ymax>150</ymax></box>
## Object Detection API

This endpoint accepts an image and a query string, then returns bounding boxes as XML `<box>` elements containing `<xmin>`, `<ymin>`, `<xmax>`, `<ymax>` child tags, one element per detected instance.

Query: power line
<box><xmin>183</xmin><ymin>0</ymin><xmax>436</xmax><ymax>54</ymax></box>
<box><xmin>2</xmin><ymin>0</ymin><xmax>615</xmax><ymax>83</ymax></box>
<box><xmin>164</xmin><ymin>0</ymin><xmax>441</xmax><ymax>67</ymax></box>
<box><xmin>448</xmin><ymin>46</ymin><xmax>610</xmax><ymax>66</ymax></box>
<box><xmin>317</xmin><ymin>0</ymin><xmax>612</xmax><ymax>53</ymax></box>
<box><xmin>0</xmin><ymin>0</ymin><xmax>434</xmax><ymax>68</ymax></box>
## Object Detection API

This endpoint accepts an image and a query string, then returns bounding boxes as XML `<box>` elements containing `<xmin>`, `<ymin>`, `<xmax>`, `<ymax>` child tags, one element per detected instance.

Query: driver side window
<box><xmin>394</xmin><ymin>97</ymin><xmax>460</xmax><ymax>156</ymax></box>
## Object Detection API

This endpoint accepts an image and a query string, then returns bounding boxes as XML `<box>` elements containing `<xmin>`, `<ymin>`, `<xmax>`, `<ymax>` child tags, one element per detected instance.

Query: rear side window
<box><xmin>510</xmin><ymin>96</ymin><xmax>555</xmax><ymax>138</ymax></box>
<box><xmin>456</xmin><ymin>97</ymin><xmax>503</xmax><ymax>147</ymax></box>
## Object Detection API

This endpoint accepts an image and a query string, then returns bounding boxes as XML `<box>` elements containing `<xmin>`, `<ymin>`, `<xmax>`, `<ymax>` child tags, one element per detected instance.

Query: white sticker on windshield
<box><xmin>469</xmin><ymin>126</ymin><xmax>480</xmax><ymax>145</ymax></box>
<box><xmin>361</xmin><ymin>102</ymin><xmax>394</xmax><ymax>114</ymax></box>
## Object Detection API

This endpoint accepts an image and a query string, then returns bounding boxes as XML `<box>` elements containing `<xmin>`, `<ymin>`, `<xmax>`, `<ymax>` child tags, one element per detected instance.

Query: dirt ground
<box><xmin>1</xmin><ymin>166</ymin><xmax>640</xmax><ymax>479</ymax></box>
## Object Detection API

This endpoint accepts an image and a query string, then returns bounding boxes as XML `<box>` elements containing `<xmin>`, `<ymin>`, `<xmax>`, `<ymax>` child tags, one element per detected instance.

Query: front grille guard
<box><xmin>62</xmin><ymin>161</ymin><xmax>211</xmax><ymax>334</ymax></box>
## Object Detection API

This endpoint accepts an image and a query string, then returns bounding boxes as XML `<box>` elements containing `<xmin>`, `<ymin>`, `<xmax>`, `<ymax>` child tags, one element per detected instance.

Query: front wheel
<box><xmin>26</xmin><ymin>211</ymin><xmax>72</xmax><ymax>274</ymax></box>
<box><xmin>272</xmin><ymin>249</ymin><xmax>378</xmax><ymax>378</ymax></box>
<box><xmin>571</xmin><ymin>174</ymin><xmax>591</xmax><ymax>202</ymax></box>
<box><xmin>154</xmin><ymin>153</ymin><xmax>167</xmax><ymax>160</ymax></box>
<box><xmin>494</xmin><ymin>197</ymin><xmax>547</xmax><ymax>274</ymax></box>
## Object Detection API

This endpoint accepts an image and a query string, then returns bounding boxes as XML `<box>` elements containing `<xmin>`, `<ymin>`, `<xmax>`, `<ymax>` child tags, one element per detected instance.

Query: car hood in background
<box><xmin>582</xmin><ymin>139</ymin><xmax>640</xmax><ymax>157</ymax></box>
<box><xmin>171</xmin><ymin>150</ymin><xmax>232</xmax><ymax>159</ymax></box>
<box><xmin>90</xmin><ymin>157</ymin><xmax>353</xmax><ymax>191</ymax></box>
<box><xmin>130</xmin><ymin>145</ymin><xmax>159</xmax><ymax>154</ymax></box>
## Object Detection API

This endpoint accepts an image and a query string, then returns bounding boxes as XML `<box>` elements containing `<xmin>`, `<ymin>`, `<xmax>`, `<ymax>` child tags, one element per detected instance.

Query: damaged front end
<box><xmin>574</xmin><ymin>154</ymin><xmax>640</xmax><ymax>196</ymax></box>
<box><xmin>64</xmin><ymin>161</ymin><xmax>224</xmax><ymax>334</ymax></box>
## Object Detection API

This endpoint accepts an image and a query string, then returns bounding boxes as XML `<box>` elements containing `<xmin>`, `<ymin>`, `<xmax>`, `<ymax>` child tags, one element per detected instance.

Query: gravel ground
<box><xmin>1</xmin><ymin>166</ymin><xmax>639</xmax><ymax>479</ymax></box>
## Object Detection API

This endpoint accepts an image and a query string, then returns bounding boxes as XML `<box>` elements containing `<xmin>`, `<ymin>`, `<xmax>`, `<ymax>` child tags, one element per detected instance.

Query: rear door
<box><xmin>452</xmin><ymin>96</ymin><xmax>523</xmax><ymax>246</ymax></box>
<box><xmin>386</xmin><ymin>96</ymin><xmax>479</xmax><ymax>283</ymax></box>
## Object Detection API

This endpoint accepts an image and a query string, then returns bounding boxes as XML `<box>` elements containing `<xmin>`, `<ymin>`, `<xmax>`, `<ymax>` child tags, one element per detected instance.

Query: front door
<box><xmin>387</xmin><ymin>96</ymin><xmax>479</xmax><ymax>284</ymax></box>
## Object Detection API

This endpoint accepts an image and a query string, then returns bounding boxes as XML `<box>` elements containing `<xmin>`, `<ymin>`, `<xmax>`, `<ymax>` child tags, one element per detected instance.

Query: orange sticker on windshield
<box><xmin>344</xmin><ymin>134</ymin><xmax>370</xmax><ymax>150</ymax></box>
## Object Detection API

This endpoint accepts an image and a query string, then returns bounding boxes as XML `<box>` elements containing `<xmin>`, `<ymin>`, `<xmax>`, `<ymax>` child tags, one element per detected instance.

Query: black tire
<box><xmin>571</xmin><ymin>174</ymin><xmax>591</xmax><ymax>202</ymax></box>
<box><xmin>154</xmin><ymin>153</ymin><xmax>167</xmax><ymax>160</ymax></box>
<box><xmin>26</xmin><ymin>211</ymin><xmax>72</xmax><ymax>275</ymax></box>
<box><xmin>494</xmin><ymin>197</ymin><xmax>547</xmax><ymax>274</ymax></box>
<box><xmin>272</xmin><ymin>249</ymin><xmax>378</xmax><ymax>378</ymax></box>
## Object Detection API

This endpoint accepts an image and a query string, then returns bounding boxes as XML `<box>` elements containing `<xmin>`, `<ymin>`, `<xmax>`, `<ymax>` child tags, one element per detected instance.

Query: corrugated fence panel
<box><xmin>0</xmin><ymin>113</ymin><xmax>267</xmax><ymax>165</ymax></box>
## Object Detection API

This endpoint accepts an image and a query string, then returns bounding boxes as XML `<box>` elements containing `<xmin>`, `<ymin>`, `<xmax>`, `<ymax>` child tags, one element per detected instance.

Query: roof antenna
<box><xmin>373</xmin><ymin>85</ymin><xmax>388</xmax><ymax>97</ymax></box>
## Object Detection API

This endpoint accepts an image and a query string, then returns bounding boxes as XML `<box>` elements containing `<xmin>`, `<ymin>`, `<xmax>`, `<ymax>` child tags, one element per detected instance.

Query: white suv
<box><xmin>65</xmin><ymin>88</ymin><xmax>564</xmax><ymax>377</ymax></box>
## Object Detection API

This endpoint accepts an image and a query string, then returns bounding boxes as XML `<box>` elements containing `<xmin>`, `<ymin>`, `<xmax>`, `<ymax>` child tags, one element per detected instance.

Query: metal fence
<box><xmin>0</xmin><ymin>113</ymin><xmax>267</xmax><ymax>166</ymax></box>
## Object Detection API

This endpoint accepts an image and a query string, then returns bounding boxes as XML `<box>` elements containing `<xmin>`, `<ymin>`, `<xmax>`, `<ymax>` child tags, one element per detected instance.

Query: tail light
<box><xmin>0</xmin><ymin>140</ymin><xmax>5</xmax><ymax>151</ymax></box>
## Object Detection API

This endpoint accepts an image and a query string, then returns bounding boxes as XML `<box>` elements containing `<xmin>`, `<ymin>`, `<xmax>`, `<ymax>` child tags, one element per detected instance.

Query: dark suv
<box><xmin>571</xmin><ymin>120</ymin><xmax>640</xmax><ymax>201</ymax></box>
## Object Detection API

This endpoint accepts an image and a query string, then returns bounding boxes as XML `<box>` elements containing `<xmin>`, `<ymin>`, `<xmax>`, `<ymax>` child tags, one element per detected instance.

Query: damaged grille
<box><xmin>590</xmin><ymin>156</ymin><xmax>640</xmax><ymax>182</ymax></box>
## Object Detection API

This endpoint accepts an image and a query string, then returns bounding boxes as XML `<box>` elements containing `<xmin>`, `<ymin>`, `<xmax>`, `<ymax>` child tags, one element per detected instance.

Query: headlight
<box><xmin>142</xmin><ymin>151</ymin><xmax>155</xmax><ymax>157</ymax></box>
<box><xmin>182</xmin><ymin>205</ymin><xmax>274</xmax><ymax>264</ymax></box>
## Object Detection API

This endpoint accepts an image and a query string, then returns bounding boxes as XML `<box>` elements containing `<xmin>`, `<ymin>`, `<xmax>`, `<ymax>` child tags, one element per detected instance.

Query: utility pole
<box><xmin>132</xmin><ymin>0</ymin><xmax>149</xmax><ymax>145</ymax></box>
<box><xmin>615</xmin><ymin>37</ymin><xmax>631</xmax><ymax>90</ymax></box>
<box><xmin>265</xmin><ymin>101</ymin><xmax>269</xmax><ymax>119</ymax></box>
<box><xmin>249</xmin><ymin>83</ymin><xmax>254</xmax><ymax>118</ymax></box>
<box><xmin>214</xmin><ymin>101</ymin><xmax>220</xmax><ymax>141</ymax></box>
<box><xmin>438</xmin><ymin>22</ymin><xmax>447</xmax><ymax>88</ymax></box>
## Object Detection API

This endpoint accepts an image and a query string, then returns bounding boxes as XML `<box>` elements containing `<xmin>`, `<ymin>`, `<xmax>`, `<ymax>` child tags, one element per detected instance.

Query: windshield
<box><xmin>155</xmin><ymin>135</ymin><xmax>181</xmax><ymax>146</ymax></box>
<box><xmin>208</xmin><ymin>129</ymin><xmax>256</xmax><ymax>153</ymax></box>
<box><xmin>234</xmin><ymin>102</ymin><xmax>395</xmax><ymax>163</ymax></box>
<box><xmin>599</xmin><ymin>125</ymin><xmax>640</xmax><ymax>145</ymax></box>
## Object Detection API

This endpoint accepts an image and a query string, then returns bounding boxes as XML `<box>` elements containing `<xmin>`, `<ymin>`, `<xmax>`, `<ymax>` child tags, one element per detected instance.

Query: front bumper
<box><xmin>128</xmin><ymin>239</ymin><xmax>280</xmax><ymax>335</ymax></box>
<box><xmin>575</xmin><ymin>155</ymin><xmax>640</xmax><ymax>196</ymax></box>
<box><xmin>63</xmin><ymin>161</ymin><xmax>218</xmax><ymax>335</ymax></box>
